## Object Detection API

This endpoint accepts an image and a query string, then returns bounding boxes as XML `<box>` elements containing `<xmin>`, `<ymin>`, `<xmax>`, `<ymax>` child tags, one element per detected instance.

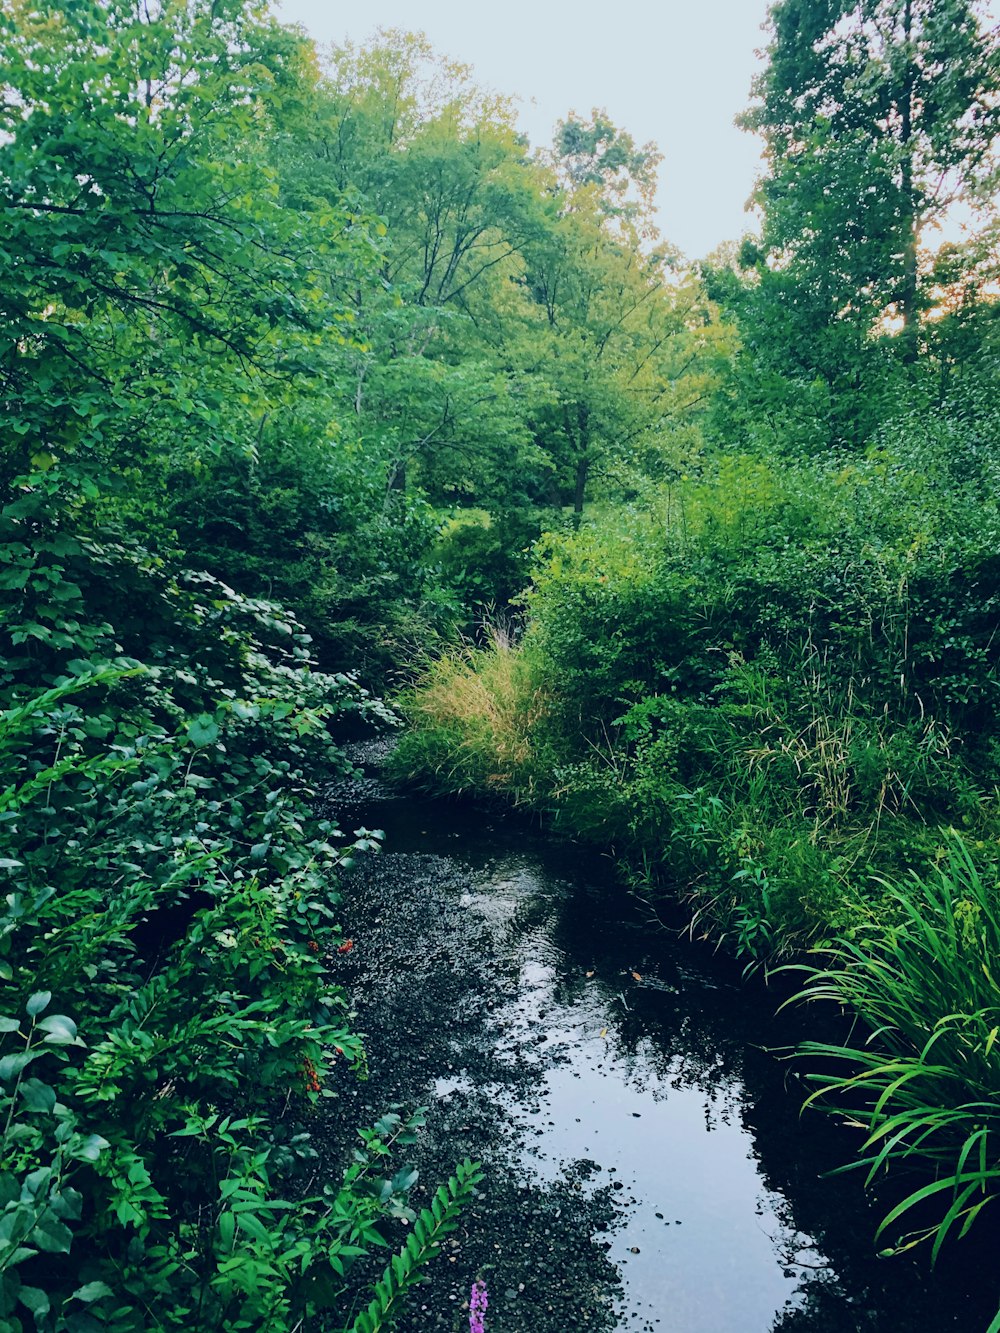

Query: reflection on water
<box><xmin>330</xmin><ymin>751</ymin><xmax>1000</xmax><ymax>1332</ymax></box>
<box><xmin>450</xmin><ymin>875</ymin><xmax>814</xmax><ymax>1332</ymax></box>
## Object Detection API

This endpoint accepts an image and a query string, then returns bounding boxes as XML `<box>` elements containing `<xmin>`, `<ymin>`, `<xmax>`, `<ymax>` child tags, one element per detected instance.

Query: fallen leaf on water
<box><xmin>585</xmin><ymin>970</ymin><xmax>595</xmax><ymax>978</ymax></box>
<box><xmin>338</xmin><ymin>939</ymin><xmax>354</xmax><ymax>954</ymax></box>
<box><xmin>631</xmin><ymin>971</ymin><xmax>642</xmax><ymax>981</ymax></box>
<box><xmin>599</xmin><ymin>1027</ymin><xmax>607</xmax><ymax>1038</ymax></box>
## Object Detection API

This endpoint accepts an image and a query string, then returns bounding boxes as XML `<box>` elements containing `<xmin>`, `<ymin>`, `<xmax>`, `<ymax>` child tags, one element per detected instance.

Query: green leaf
<box><xmin>30</xmin><ymin>1217</ymin><xmax>73</xmax><ymax>1254</ymax></box>
<box><xmin>0</xmin><ymin>1052</ymin><xmax>37</xmax><ymax>1082</ymax></box>
<box><xmin>18</xmin><ymin>1079</ymin><xmax>56</xmax><ymax>1113</ymax></box>
<box><xmin>65</xmin><ymin>1314</ymin><xmax>105</xmax><ymax>1333</ymax></box>
<box><xmin>186</xmin><ymin>714</ymin><xmax>220</xmax><ymax>747</ymax></box>
<box><xmin>36</xmin><ymin>1014</ymin><xmax>79</xmax><ymax>1045</ymax></box>
<box><xmin>50</xmin><ymin>1188</ymin><xmax>82</xmax><ymax>1221</ymax></box>
<box><xmin>72</xmin><ymin>1282</ymin><xmax>114</xmax><ymax>1303</ymax></box>
<box><xmin>25</xmin><ymin>993</ymin><xmax>50</xmax><ymax>1018</ymax></box>
<box><xmin>73</xmin><ymin>1135</ymin><xmax>109</xmax><ymax>1163</ymax></box>
<box><xmin>19</xmin><ymin>1286</ymin><xmax>50</xmax><ymax>1319</ymax></box>
<box><xmin>235</xmin><ymin>1210</ymin><xmax>269</xmax><ymax>1241</ymax></box>
<box><xmin>390</xmin><ymin>1167</ymin><xmax>419</xmax><ymax>1194</ymax></box>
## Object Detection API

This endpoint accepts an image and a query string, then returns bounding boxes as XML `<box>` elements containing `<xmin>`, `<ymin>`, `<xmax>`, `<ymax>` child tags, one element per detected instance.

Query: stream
<box><xmin>319</xmin><ymin>741</ymin><xmax>1000</xmax><ymax>1333</ymax></box>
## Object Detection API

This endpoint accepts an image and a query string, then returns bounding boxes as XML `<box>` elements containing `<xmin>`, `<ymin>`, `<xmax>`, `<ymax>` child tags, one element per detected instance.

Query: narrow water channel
<box><xmin>321</xmin><ymin>742</ymin><xmax>999</xmax><ymax>1333</ymax></box>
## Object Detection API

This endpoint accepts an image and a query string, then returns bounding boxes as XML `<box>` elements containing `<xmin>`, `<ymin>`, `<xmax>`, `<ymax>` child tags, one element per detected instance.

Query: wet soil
<box><xmin>316</xmin><ymin>740</ymin><xmax>1000</xmax><ymax>1333</ymax></box>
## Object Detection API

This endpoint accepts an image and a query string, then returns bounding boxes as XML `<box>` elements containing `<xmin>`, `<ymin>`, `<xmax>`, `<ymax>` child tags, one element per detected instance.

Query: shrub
<box><xmin>0</xmin><ymin>485</ymin><xmax>468</xmax><ymax>1330</ymax></box>
<box><xmin>391</xmin><ymin>625</ymin><xmax>550</xmax><ymax>802</ymax></box>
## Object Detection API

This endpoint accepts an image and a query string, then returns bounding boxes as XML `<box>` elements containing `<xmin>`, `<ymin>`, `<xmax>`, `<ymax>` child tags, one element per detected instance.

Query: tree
<box><xmin>514</xmin><ymin>119</ymin><xmax>731</xmax><ymax>514</ymax></box>
<box><xmin>733</xmin><ymin>0</ymin><xmax>1000</xmax><ymax>448</ymax></box>
<box><xmin>266</xmin><ymin>31</ymin><xmax>555</xmax><ymax>512</ymax></box>
<box><xmin>0</xmin><ymin>0</ymin><xmax>369</xmax><ymax>508</ymax></box>
<box><xmin>545</xmin><ymin>109</ymin><xmax>662</xmax><ymax>235</ymax></box>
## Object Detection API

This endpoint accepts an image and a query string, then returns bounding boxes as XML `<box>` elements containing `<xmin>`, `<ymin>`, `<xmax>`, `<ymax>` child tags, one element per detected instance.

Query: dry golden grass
<box><xmin>401</xmin><ymin>628</ymin><xmax>550</xmax><ymax>796</ymax></box>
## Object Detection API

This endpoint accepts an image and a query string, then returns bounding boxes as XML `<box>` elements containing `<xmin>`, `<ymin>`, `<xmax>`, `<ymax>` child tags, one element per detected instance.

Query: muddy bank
<box><xmin>315</xmin><ymin>742</ymin><xmax>1000</xmax><ymax>1332</ymax></box>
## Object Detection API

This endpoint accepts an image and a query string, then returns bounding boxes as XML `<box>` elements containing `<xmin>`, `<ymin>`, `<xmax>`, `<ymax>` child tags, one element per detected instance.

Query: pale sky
<box><xmin>274</xmin><ymin>1</ymin><xmax>999</xmax><ymax>261</ymax></box>
<box><xmin>274</xmin><ymin>0</ymin><xmax>773</xmax><ymax>260</ymax></box>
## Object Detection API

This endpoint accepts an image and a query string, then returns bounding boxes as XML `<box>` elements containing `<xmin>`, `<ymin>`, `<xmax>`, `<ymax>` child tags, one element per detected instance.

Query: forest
<box><xmin>1</xmin><ymin>0</ymin><xmax>999</xmax><ymax>1329</ymax></box>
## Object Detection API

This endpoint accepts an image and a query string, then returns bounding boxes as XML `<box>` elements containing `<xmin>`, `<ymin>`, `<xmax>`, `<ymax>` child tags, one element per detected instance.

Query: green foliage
<box><xmin>429</xmin><ymin>508</ymin><xmax>549</xmax><ymax>615</ymax></box>
<box><xmin>0</xmin><ymin>5</ymin><xmax>486</xmax><ymax>1328</ymax></box>
<box><xmin>269</xmin><ymin>30</ymin><xmax>729</xmax><ymax>532</ymax></box>
<box><xmin>346</xmin><ymin>1160</ymin><xmax>483</xmax><ymax>1333</ymax></box>
<box><xmin>786</xmin><ymin>837</ymin><xmax>1000</xmax><ymax>1264</ymax></box>
<box><xmin>396</xmin><ymin>426</ymin><xmax>1000</xmax><ymax>947</ymax></box>
<box><xmin>0</xmin><ymin>0</ymin><xmax>371</xmax><ymax>495</ymax></box>
<box><xmin>0</xmin><ymin>581</ymin><xmax>426</xmax><ymax>1329</ymax></box>
<box><xmin>708</xmin><ymin>0</ymin><xmax>1000</xmax><ymax>454</ymax></box>
<box><xmin>395</xmin><ymin>400</ymin><xmax>1000</xmax><ymax>1280</ymax></box>
<box><xmin>8</xmin><ymin>0</ymin><xmax>998</xmax><ymax>1310</ymax></box>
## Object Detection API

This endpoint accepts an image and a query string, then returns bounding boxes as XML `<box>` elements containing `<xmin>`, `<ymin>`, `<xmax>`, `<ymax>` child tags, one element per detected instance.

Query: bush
<box><xmin>391</xmin><ymin>623</ymin><xmax>550</xmax><ymax>802</ymax></box>
<box><xmin>0</xmin><ymin>467</ymin><xmax>473</xmax><ymax>1331</ymax></box>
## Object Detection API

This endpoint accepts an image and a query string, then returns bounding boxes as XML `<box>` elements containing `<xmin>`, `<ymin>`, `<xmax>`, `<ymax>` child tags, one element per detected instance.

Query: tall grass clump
<box><xmin>391</xmin><ymin>625</ymin><xmax>550</xmax><ymax>803</ymax></box>
<box><xmin>787</xmin><ymin>836</ymin><xmax>1000</xmax><ymax>1264</ymax></box>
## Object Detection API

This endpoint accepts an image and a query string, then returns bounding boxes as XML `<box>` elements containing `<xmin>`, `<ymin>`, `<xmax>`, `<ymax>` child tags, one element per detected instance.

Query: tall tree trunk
<box><xmin>573</xmin><ymin>452</ymin><xmax>589</xmax><ymax>516</ymax></box>
<box><xmin>898</xmin><ymin>0</ymin><xmax>919</xmax><ymax>363</ymax></box>
<box><xmin>572</xmin><ymin>403</ymin><xmax>590</xmax><ymax>517</ymax></box>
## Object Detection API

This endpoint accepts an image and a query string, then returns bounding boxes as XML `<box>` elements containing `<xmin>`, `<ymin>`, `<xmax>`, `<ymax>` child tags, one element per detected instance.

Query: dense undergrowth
<box><xmin>0</xmin><ymin>470</ymin><xmax>487</xmax><ymax>1331</ymax></box>
<box><xmin>392</xmin><ymin>419</ymin><xmax>1000</xmax><ymax>1273</ymax></box>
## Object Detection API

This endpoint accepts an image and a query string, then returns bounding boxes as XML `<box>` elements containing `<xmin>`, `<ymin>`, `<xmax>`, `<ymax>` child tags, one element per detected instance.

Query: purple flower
<box><xmin>469</xmin><ymin>1279</ymin><xmax>488</xmax><ymax>1333</ymax></box>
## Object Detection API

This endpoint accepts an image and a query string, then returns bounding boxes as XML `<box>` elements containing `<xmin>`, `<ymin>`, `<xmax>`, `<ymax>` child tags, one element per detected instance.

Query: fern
<box><xmin>347</xmin><ymin>1159</ymin><xmax>483</xmax><ymax>1333</ymax></box>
